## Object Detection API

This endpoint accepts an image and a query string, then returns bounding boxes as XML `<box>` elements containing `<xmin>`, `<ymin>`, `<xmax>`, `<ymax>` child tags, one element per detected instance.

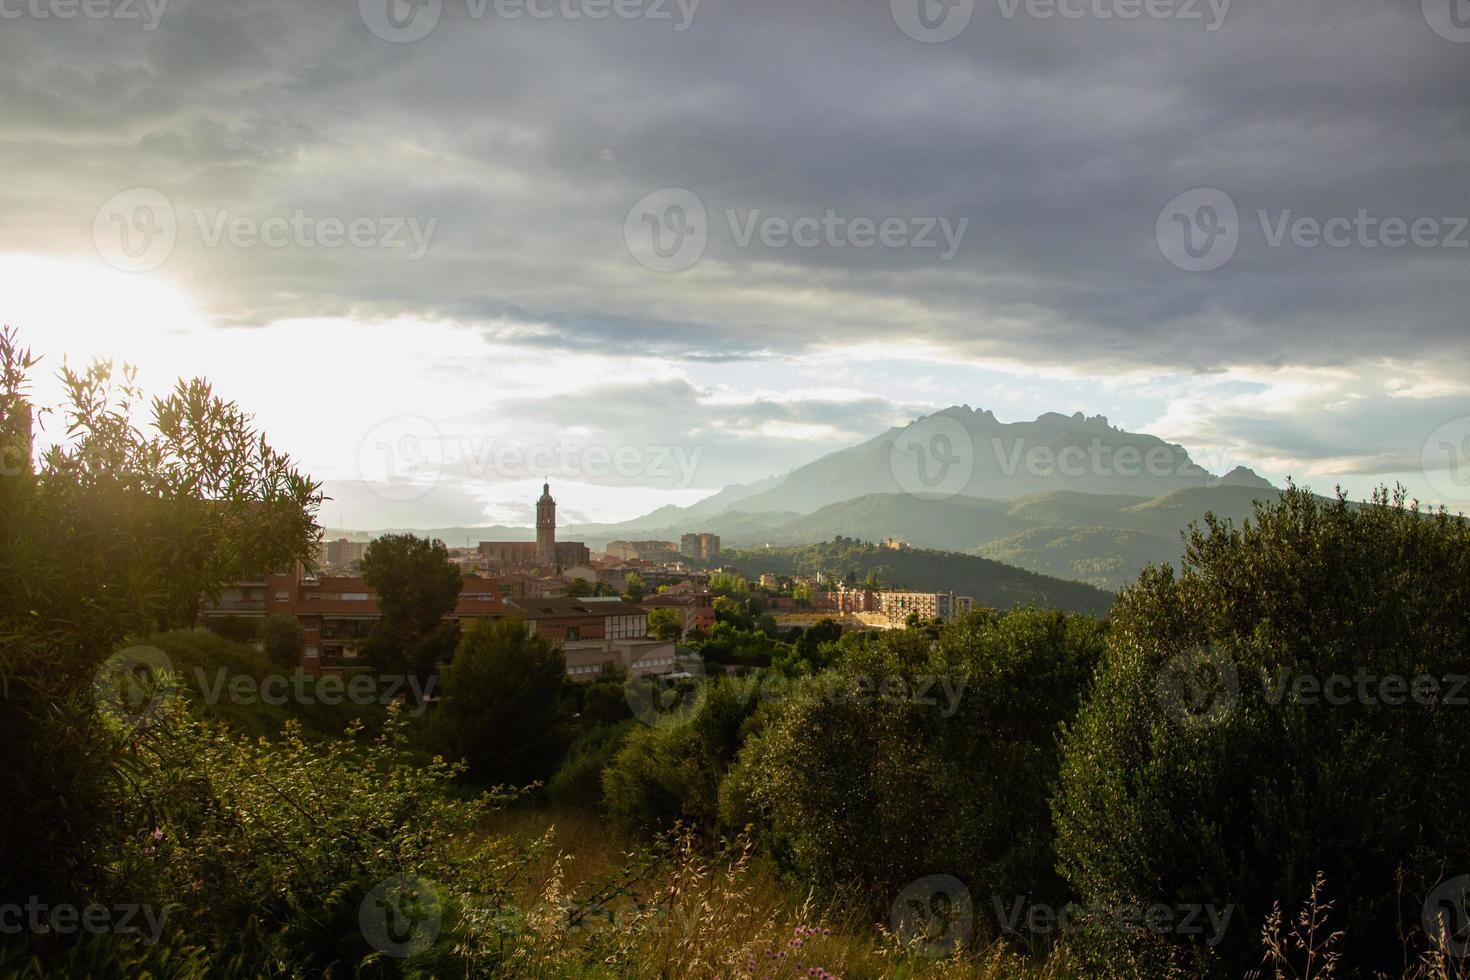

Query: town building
<box><xmin>679</xmin><ymin>532</ymin><xmax>721</xmax><ymax>562</ymax></box>
<box><xmin>639</xmin><ymin>588</ymin><xmax>716</xmax><ymax>636</ymax></box>
<box><xmin>604</xmin><ymin>539</ymin><xmax>680</xmax><ymax>562</ymax></box>
<box><xmin>503</xmin><ymin>596</ymin><xmax>679</xmax><ymax>679</ymax></box>
<box><xmin>478</xmin><ymin>482</ymin><xmax>590</xmax><ymax>572</ymax></box>
<box><xmin>873</xmin><ymin>590</ymin><xmax>975</xmax><ymax>628</ymax></box>
<box><xmin>253</xmin><ymin>566</ymin><xmax>507</xmax><ymax>675</ymax></box>
<box><xmin>323</xmin><ymin>537</ymin><xmax>368</xmax><ymax>569</ymax></box>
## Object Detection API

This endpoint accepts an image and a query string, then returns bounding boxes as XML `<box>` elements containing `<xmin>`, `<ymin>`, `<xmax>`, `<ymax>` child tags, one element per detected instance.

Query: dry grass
<box><xmin>472</xmin><ymin>811</ymin><xmax>1468</xmax><ymax>980</ymax></box>
<box><xmin>470</xmin><ymin>807</ymin><xmax>1088</xmax><ymax>979</ymax></box>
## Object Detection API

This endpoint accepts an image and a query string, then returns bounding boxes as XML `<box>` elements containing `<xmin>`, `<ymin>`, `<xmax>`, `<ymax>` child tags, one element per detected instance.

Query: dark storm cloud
<box><xmin>1</xmin><ymin>0</ymin><xmax>1465</xmax><ymax>373</ymax></box>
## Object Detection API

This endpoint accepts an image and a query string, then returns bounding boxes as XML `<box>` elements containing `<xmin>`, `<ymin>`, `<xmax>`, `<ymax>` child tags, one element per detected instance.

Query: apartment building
<box><xmin>679</xmin><ymin>532</ymin><xmax>721</xmax><ymax>562</ymax></box>
<box><xmin>873</xmin><ymin>590</ymin><xmax>975</xmax><ymax>628</ymax></box>
<box><xmin>260</xmin><ymin>567</ymin><xmax>508</xmax><ymax>674</ymax></box>
<box><xmin>503</xmin><ymin>596</ymin><xmax>678</xmax><ymax>679</ymax></box>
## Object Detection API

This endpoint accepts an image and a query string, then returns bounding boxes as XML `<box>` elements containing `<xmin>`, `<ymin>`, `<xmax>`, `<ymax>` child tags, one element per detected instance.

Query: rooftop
<box><xmin>506</xmin><ymin>597</ymin><xmax>649</xmax><ymax>619</ymax></box>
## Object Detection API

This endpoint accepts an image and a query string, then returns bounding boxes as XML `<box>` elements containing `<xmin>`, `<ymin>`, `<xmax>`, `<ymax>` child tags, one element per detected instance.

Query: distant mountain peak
<box><xmin>1216</xmin><ymin>465</ymin><xmax>1274</xmax><ymax>489</ymax></box>
<box><xmin>619</xmin><ymin>405</ymin><xmax>1276</xmax><ymax>523</ymax></box>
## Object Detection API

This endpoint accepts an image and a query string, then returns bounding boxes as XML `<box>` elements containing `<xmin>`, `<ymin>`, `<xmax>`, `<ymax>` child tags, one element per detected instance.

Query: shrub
<box><xmin>0</xmin><ymin>330</ymin><xmax>319</xmax><ymax>909</ymax></box>
<box><xmin>723</xmin><ymin>609</ymin><xmax>1105</xmax><ymax>924</ymax></box>
<box><xmin>258</xmin><ymin>612</ymin><xmax>305</xmax><ymax>668</ymax></box>
<box><xmin>603</xmin><ymin>677</ymin><xmax>762</xmax><ymax>838</ymax></box>
<box><xmin>126</xmin><ymin>704</ymin><xmax>533</xmax><ymax>976</ymax></box>
<box><xmin>1052</xmin><ymin>487</ymin><xmax>1470</xmax><ymax>976</ymax></box>
<box><xmin>548</xmin><ymin>720</ymin><xmax>634</xmax><ymax>809</ymax></box>
<box><xmin>202</xmin><ymin>615</ymin><xmax>260</xmax><ymax>644</ymax></box>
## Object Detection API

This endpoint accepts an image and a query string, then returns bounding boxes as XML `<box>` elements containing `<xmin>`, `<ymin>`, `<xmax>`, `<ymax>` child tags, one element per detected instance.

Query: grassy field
<box><xmin>476</xmin><ymin>806</ymin><xmax>1098</xmax><ymax>979</ymax></box>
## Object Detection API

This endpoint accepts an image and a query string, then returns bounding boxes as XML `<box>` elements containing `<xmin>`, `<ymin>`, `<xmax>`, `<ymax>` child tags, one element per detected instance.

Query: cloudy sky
<box><xmin>3</xmin><ymin>0</ymin><xmax>1468</xmax><ymax>526</ymax></box>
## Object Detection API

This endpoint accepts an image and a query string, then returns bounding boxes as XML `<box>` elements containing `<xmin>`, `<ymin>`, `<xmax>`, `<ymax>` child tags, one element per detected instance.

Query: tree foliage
<box><xmin>359</xmin><ymin>533</ymin><xmax>462</xmax><ymax>683</ymax></box>
<box><xmin>603</xmin><ymin>678</ymin><xmax>761</xmax><ymax>838</ymax></box>
<box><xmin>724</xmin><ymin>609</ymin><xmax>1105</xmax><ymax>917</ymax></box>
<box><xmin>259</xmin><ymin>612</ymin><xmax>306</xmax><ymax>669</ymax></box>
<box><xmin>433</xmin><ymin>618</ymin><xmax>569</xmax><ymax>786</ymax></box>
<box><xmin>647</xmin><ymin>606</ymin><xmax>683</xmax><ymax>641</ymax></box>
<box><xmin>0</xmin><ymin>327</ymin><xmax>321</xmax><ymax>907</ymax></box>
<box><xmin>1052</xmin><ymin>486</ymin><xmax>1470</xmax><ymax>976</ymax></box>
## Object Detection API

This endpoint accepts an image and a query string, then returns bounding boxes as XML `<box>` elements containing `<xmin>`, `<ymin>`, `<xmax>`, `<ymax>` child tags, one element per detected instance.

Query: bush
<box><xmin>603</xmin><ymin>677</ymin><xmax>762</xmax><ymax>838</ymax></box>
<box><xmin>257</xmin><ymin>613</ymin><xmax>305</xmax><ymax>668</ymax></box>
<box><xmin>723</xmin><ymin>609</ymin><xmax>1105</xmax><ymax>923</ymax></box>
<box><xmin>547</xmin><ymin>719</ymin><xmax>634</xmax><ymax>808</ymax></box>
<box><xmin>203</xmin><ymin>615</ymin><xmax>260</xmax><ymax>644</ymax></box>
<box><xmin>146</xmin><ymin>629</ymin><xmax>394</xmax><ymax>740</ymax></box>
<box><xmin>1052</xmin><ymin>487</ymin><xmax>1470</xmax><ymax>976</ymax></box>
<box><xmin>125</xmin><ymin>704</ymin><xmax>531</xmax><ymax>977</ymax></box>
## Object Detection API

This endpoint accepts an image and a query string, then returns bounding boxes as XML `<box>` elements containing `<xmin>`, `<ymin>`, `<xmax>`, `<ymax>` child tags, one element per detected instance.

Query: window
<box><xmin>304</xmin><ymin>646</ymin><xmax>319</xmax><ymax>659</ymax></box>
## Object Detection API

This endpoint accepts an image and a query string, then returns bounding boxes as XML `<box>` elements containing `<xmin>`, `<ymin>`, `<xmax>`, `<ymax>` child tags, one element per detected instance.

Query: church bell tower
<box><xmin>536</xmin><ymin>481</ymin><xmax>556</xmax><ymax>566</ymax></box>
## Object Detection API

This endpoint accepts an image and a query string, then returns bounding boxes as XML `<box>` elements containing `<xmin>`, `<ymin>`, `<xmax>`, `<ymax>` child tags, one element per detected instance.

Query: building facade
<box><xmin>679</xmin><ymin>532</ymin><xmax>721</xmax><ymax>562</ymax></box>
<box><xmin>605</xmin><ymin>539</ymin><xmax>680</xmax><ymax>562</ymax></box>
<box><xmin>503</xmin><ymin>596</ymin><xmax>678</xmax><ymax>679</ymax></box>
<box><xmin>873</xmin><ymin>590</ymin><xmax>974</xmax><ymax>628</ymax></box>
<box><xmin>254</xmin><ymin>566</ymin><xmax>507</xmax><ymax>674</ymax></box>
<box><xmin>479</xmin><ymin>482</ymin><xmax>590</xmax><ymax>571</ymax></box>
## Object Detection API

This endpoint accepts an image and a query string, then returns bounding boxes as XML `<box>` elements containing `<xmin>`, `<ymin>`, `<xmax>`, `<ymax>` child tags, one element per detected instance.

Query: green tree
<box><xmin>359</xmin><ymin>533</ymin><xmax>462</xmax><ymax>687</ymax></box>
<box><xmin>711</xmin><ymin>594</ymin><xmax>751</xmax><ymax>630</ymax></box>
<box><xmin>434</xmin><ymin>618</ymin><xmax>569</xmax><ymax>786</ymax></box>
<box><xmin>0</xmin><ymin>328</ymin><xmax>320</xmax><ymax>908</ymax></box>
<box><xmin>258</xmin><ymin>613</ymin><xmax>306</xmax><ymax>669</ymax></box>
<box><xmin>548</xmin><ymin>720</ymin><xmax>634</xmax><ymax>809</ymax></box>
<box><xmin>778</xmin><ymin>618</ymin><xmax>842</xmax><ymax>675</ymax></box>
<box><xmin>203</xmin><ymin>615</ymin><xmax>259</xmax><ymax>644</ymax></box>
<box><xmin>624</xmin><ymin>571</ymin><xmax>645</xmax><ymax>601</ymax></box>
<box><xmin>708</xmin><ymin>572</ymin><xmax>748</xmax><ymax>597</ymax></box>
<box><xmin>724</xmin><ymin>608</ymin><xmax>1105</xmax><ymax>918</ymax></box>
<box><xmin>1052</xmin><ymin>487</ymin><xmax>1470</xmax><ymax>976</ymax></box>
<box><xmin>604</xmin><ymin>678</ymin><xmax>760</xmax><ymax>838</ymax></box>
<box><xmin>647</xmin><ymin>606</ymin><xmax>684</xmax><ymax>641</ymax></box>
